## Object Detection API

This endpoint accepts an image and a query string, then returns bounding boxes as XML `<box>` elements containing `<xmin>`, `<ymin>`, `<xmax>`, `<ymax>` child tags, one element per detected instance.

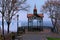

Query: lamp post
<box><xmin>17</xmin><ymin>15</ymin><xmax>19</xmax><ymax>33</ymax></box>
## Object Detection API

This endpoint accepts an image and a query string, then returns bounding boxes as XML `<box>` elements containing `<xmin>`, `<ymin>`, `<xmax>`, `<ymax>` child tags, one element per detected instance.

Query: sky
<box><xmin>19</xmin><ymin>0</ymin><xmax>48</xmax><ymax>21</ymax></box>
<box><xmin>0</xmin><ymin>0</ymin><xmax>53</xmax><ymax>32</ymax></box>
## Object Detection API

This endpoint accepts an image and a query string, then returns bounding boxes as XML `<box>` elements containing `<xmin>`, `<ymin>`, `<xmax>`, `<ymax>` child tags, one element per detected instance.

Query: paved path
<box><xmin>14</xmin><ymin>32</ymin><xmax>60</xmax><ymax>40</ymax></box>
<box><xmin>15</xmin><ymin>32</ymin><xmax>47</xmax><ymax>40</ymax></box>
<box><xmin>22</xmin><ymin>33</ymin><xmax>47</xmax><ymax>40</ymax></box>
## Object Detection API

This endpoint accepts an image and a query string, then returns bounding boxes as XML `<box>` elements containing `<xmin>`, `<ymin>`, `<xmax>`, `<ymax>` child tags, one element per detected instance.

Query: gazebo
<box><xmin>27</xmin><ymin>5</ymin><xmax>44</xmax><ymax>31</ymax></box>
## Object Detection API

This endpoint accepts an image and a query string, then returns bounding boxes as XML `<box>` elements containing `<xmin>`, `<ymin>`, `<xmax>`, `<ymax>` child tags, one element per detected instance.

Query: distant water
<box><xmin>0</xmin><ymin>21</ymin><xmax>53</xmax><ymax>27</ymax></box>
<box><xmin>21</xmin><ymin>21</ymin><xmax>53</xmax><ymax>27</ymax></box>
<box><xmin>0</xmin><ymin>21</ymin><xmax>53</xmax><ymax>32</ymax></box>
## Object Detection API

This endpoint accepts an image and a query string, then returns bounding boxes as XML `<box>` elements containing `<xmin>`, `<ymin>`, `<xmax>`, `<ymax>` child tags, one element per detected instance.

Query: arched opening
<box><xmin>33</xmin><ymin>19</ymin><xmax>38</xmax><ymax>28</ymax></box>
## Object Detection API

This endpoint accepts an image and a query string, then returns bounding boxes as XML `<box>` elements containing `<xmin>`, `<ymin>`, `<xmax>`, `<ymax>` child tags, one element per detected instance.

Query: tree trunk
<box><xmin>54</xmin><ymin>19</ymin><xmax>58</xmax><ymax>32</ymax></box>
<box><xmin>2</xmin><ymin>14</ymin><xmax>4</xmax><ymax>35</ymax></box>
<box><xmin>7</xmin><ymin>23</ymin><xmax>10</xmax><ymax>33</ymax></box>
<box><xmin>2</xmin><ymin>0</ymin><xmax>5</xmax><ymax>35</ymax></box>
<box><xmin>50</xmin><ymin>10</ymin><xmax>58</xmax><ymax>33</ymax></box>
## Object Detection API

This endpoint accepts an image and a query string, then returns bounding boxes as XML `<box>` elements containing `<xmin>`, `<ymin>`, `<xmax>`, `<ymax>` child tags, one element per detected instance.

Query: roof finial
<box><xmin>34</xmin><ymin>4</ymin><xmax>36</xmax><ymax>9</ymax></box>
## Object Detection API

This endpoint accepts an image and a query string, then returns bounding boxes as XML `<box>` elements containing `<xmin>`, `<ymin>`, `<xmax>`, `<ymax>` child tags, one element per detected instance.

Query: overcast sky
<box><xmin>0</xmin><ymin>0</ymin><xmax>53</xmax><ymax>32</ymax></box>
<box><xmin>19</xmin><ymin>0</ymin><xmax>48</xmax><ymax>21</ymax></box>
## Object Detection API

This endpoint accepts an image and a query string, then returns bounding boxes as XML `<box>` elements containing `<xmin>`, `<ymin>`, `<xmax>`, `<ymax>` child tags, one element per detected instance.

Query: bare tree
<box><xmin>0</xmin><ymin>0</ymin><xmax>29</xmax><ymax>33</ymax></box>
<box><xmin>42</xmin><ymin>0</ymin><xmax>60</xmax><ymax>32</ymax></box>
<box><xmin>0</xmin><ymin>0</ymin><xmax>6</xmax><ymax>35</ymax></box>
<box><xmin>5</xmin><ymin>0</ymin><xmax>29</xmax><ymax>33</ymax></box>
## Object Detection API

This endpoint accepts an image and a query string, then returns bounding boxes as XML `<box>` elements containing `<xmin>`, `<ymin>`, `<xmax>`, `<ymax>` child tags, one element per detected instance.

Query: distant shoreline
<box><xmin>20</xmin><ymin>26</ymin><xmax>53</xmax><ymax>29</ymax></box>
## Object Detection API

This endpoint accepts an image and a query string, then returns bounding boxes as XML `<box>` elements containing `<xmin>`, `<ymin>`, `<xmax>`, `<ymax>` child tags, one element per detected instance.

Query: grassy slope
<box><xmin>47</xmin><ymin>37</ymin><xmax>60</xmax><ymax>40</ymax></box>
